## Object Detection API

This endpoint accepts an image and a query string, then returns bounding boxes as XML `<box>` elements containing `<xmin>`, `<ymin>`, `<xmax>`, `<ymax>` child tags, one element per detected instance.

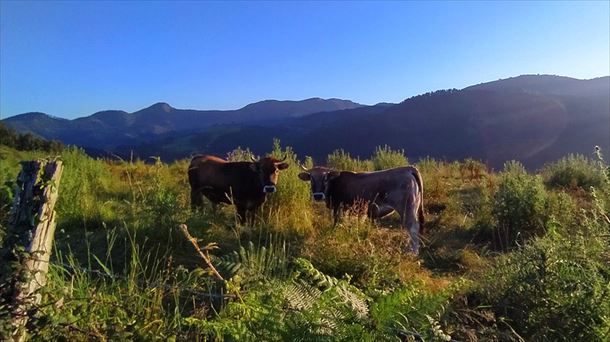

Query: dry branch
<box><xmin>178</xmin><ymin>224</ymin><xmax>224</xmax><ymax>281</ymax></box>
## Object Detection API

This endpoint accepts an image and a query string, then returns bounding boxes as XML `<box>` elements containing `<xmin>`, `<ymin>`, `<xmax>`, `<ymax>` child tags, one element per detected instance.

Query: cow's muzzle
<box><xmin>263</xmin><ymin>185</ymin><xmax>277</xmax><ymax>193</ymax></box>
<box><xmin>312</xmin><ymin>192</ymin><xmax>325</xmax><ymax>201</ymax></box>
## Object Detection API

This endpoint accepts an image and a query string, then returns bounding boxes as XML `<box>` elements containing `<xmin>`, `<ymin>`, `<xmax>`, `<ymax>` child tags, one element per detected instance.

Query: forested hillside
<box><xmin>4</xmin><ymin>75</ymin><xmax>607</xmax><ymax>169</ymax></box>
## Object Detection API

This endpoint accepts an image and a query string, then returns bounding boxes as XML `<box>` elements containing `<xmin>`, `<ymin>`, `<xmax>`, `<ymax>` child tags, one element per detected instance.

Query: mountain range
<box><xmin>3</xmin><ymin>75</ymin><xmax>609</xmax><ymax>169</ymax></box>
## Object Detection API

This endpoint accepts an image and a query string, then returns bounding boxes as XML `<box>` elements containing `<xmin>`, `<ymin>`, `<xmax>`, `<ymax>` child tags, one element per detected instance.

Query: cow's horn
<box><xmin>250</xmin><ymin>155</ymin><xmax>258</xmax><ymax>162</ymax></box>
<box><xmin>300</xmin><ymin>164</ymin><xmax>308</xmax><ymax>171</ymax></box>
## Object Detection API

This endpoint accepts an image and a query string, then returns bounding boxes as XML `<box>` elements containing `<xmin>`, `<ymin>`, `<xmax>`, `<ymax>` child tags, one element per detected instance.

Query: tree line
<box><xmin>0</xmin><ymin>122</ymin><xmax>63</xmax><ymax>153</ymax></box>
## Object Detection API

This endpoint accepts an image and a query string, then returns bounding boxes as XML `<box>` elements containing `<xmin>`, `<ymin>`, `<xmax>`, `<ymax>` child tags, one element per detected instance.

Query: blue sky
<box><xmin>1</xmin><ymin>1</ymin><xmax>609</xmax><ymax>119</ymax></box>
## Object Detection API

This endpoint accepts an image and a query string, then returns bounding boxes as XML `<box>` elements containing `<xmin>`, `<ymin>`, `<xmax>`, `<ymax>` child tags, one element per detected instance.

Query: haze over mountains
<box><xmin>3</xmin><ymin>75</ymin><xmax>609</xmax><ymax>169</ymax></box>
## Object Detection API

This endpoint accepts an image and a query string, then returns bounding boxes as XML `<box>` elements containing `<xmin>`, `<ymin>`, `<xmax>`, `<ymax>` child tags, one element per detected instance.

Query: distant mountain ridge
<box><xmin>465</xmin><ymin>74</ymin><xmax>610</xmax><ymax>97</ymax></box>
<box><xmin>3</xmin><ymin>98</ymin><xmax>363</xmax><ymax>150</ymax></box>
<box><xmin>2</xmin><ymin>75</ymin><xmax>609</xmax><ymax>169</ymax></box>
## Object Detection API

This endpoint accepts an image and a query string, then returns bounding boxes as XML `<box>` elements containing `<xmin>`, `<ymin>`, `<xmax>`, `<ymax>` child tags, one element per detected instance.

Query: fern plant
<box><xmin>216</xmin><ymin>240</ymin><xmax>290</xmax><ymax>286</ymax></box>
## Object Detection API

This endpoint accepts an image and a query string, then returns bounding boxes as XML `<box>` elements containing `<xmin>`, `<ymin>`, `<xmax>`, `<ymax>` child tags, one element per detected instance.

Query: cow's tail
<box><xmin>409</xmin><ymin>166</ymin><xmax>425</xmax><ymax>234</ymax></box>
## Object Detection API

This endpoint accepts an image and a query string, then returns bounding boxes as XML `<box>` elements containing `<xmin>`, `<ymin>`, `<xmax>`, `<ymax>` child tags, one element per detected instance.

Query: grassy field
<box><xmin>1</xmin><ymin>142</ymin><xmax>609</xmax><ymax>341</ymax></box>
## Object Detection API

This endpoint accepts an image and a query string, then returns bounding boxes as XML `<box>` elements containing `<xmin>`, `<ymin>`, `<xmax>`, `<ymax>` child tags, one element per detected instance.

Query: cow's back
<box><xmin>189</xmin><ymin>155</ymin><xmax>261</xmax><ymax>201</ymax></box>
<box><xmin>188</xmin><ymin>155</ymin><xmax>227</xmax><ymax>189</ymax></box>
<box><xmin>330</xmin><ymin>167</ymin><xmax>418</xmax><ymax>202</ymax></box>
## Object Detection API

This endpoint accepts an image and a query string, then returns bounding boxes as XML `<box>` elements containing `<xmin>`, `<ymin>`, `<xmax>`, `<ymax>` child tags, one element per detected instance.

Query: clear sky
<box><xmin>1</xmin><ymin>1</ymin><xmax>609</xmax><ymax>119</ymax></box>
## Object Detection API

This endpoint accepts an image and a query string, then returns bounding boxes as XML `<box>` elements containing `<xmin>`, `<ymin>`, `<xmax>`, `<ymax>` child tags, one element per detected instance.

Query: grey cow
<box><xmin>298</xmin><ymin>166</ymin><xmax>425</xmax><ymax>253</ymax></box>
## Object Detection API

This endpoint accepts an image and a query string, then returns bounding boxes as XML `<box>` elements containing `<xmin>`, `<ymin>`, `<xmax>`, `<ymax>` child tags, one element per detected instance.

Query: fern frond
<box><xmin>292</xmin><ymin>258</ymin><xmax>338</xmax><ymax>291</ymax></box>
<box><xmin>216</xmin><ymin>240</ymin><xmax>289</xmax><ymax>283</ymax></box>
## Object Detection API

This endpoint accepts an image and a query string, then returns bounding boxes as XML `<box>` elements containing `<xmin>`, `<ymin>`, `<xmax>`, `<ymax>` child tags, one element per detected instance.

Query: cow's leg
<box><xmin>190</xmin><ymin>188</ymin><xmax>204</xmax><ymax>211</ymax></box>
<box><xmin>248</xmin><ymin>208</ymin><xmax>257</xmax><ymax>226</ymax></box>
<box><xmin>332</xmin><ymin>206</ymin><xmax>342</xmax><ymax>227</ymax></box>
<box><xmin>369</xmin><ymin>203</ymin><xmax>394</xmax><ymax>223</ymax></box>
<box><xmin>236</xmin><ymin>205</ymin><xmax>247</xmax><ymax>225</ymax></box>
<box><xmin>406</xmin><ymin>216</ymin><xmax>420</xmax><ymax>254</ymax></box>
<box><xmin>394</xmin><ymin>195</ymin><xmax>420</xmax><ymax>254</ymax></box>
<box><xmin>368</xmin><ymin>203</ymin><xmax>380</xmax><ymax>223</ymax></box>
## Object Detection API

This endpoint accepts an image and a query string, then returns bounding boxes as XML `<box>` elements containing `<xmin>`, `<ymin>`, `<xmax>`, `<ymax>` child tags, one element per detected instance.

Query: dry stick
<box><xmin>178</xmin><ymin>224</ymin><xmax>224</xmax><ymax>281</ymax></box>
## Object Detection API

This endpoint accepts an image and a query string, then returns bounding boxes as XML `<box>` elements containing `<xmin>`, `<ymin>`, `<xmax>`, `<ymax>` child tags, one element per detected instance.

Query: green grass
<box><xmin>1</xmin><ymin>143</ymin><xmax>609</xmax><ymax>341</ymax></box>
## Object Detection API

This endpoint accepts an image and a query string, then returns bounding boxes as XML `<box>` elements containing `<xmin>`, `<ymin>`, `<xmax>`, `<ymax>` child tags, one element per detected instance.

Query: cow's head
<box><xmin>250</xmin><ymin>156</ymin><xmax>290</xmax><ymax>193</ymax></box>
<box><xmin>298</xmin><ymin>166</ymin><xmax>340</xmax><ymax>201</ymax></box>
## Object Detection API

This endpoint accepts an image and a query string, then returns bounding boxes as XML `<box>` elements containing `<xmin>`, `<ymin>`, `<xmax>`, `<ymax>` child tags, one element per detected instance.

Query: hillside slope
<box><xmin>131</xmin><ymin>75</ymin><xmax>608</xmax><ymax>169</ymax></box>
<box><xmin>3</xmin><ymin>75</ymin><xmax>608</xmax><ymax>169</ymax></box>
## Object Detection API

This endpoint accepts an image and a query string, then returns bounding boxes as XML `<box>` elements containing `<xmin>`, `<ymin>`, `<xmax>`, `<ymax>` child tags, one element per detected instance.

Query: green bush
<box><xmin>459</xmin><ymin>158</ymin><xmax>487</xmax><ymax>180</ymax></box>
<box><xmin>327</xmin><ymin>149</ymin><xmax>373</xmax><ymax>171</ymax></box>
<box><xmin>471</xmin><ymin>180</ymin><xmax>495</xmax><ymax>239</ymax></box>
<box><xmin>226</xmin><ymin>146</ymin><xmax>256</xmax><ymax>162</ymax></box>
<box><xmin>372</xmin><ymin>145</ymin><xmax>408</xmax><ymax>170</ymax></box>
<box><xmin>477</xmin><ymin>206</ymin><xmax>610</xmax><ymax>341</ymax></box>
<box><xmin>545</xmin><ymin>190</ymin><xmax>578</xmax><ymax>236</ymax></box>
<box><xmin>542</xmin><ymin>154</ymin><xmax>607</xmax><ymax>190</ymax></box>
<box><xmin>491</xmin><ymin>161</ymin><xmax>548</xmax><ymax>250</ymax></box>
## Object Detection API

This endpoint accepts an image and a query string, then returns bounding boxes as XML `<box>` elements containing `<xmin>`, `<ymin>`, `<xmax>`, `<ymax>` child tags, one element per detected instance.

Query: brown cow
<box><xmin>298</xmin><ymin>166</ymin><xmax>424</xmax><ymax>253</ymax></box>
<box><xmin>188</xmin><ymin>155</ymin><xmax>289</xmax><ymax>225</ymax></box>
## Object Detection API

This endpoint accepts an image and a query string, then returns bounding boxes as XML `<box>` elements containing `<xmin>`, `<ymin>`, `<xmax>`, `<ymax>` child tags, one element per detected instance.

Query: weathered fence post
<box><xmin>0</xmin><ymin>160</ymin><xmax>63</xmax><ymax>342</ymax></box>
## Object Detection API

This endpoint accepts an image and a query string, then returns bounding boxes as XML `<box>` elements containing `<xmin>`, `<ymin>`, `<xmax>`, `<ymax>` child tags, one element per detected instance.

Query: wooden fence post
<box><xmin>0</xmin><ymin>160</ymin><xmax>63</xmax><ymax>342</ymax></box>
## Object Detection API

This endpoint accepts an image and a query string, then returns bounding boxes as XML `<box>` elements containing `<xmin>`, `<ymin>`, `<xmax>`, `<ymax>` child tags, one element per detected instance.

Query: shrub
<box><xmin>372</xmin><ymin>145</ymin><xmax>408</xmax><ymax>170</ymax></box>
<box><xmin>492</xmin><ymin>161</ymin><xmax>548</xmax><ymax>251</ymax></box>
<box><xmin>545</xmin><ymin>190</ymin><xmax>578</xmax><ymax>236</ymax></box>
<box><xmin>476</xmin><ymin>205</ymin><xmax>610</xmax><ymax>341</ymax></box>
<box><xmin>542</xmin><ymin>154</ymin><xmax>607</xmax><ymax>190</ymax></box>
<box><xmin>415</xmin><ymin>158</ymin><xmax>451</xmax><ymax>214</ymax></box>
<box><xmin>470</xmin><ymin>179</ymin><xmax>496</xmax><ymax>239</ymax></box>
<box><xmin>459</xmin><ymin>158</ymin><xmax>487</xmax><ymax>180</ymax></box>
<box><xmin>226</xmin><ymin>146</ymin><xmax>255</xmax><ymax>162</ymax></box>
<box><xmin>327</xmin><ymin>149</ymin><xmax>373</xmax><ymax>171</ymax></box>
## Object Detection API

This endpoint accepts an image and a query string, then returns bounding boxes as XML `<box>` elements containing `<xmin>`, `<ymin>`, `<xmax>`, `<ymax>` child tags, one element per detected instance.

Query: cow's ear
<box><xmin>249</xmin><ymin>163</ymin><xmax>259</xmax><ymax>172</ymax></box>
<box><xmin>277</xmin><ymin>162</ymin><xmax>289</xmax><ymax>170</ymax></box>
<box><xmin>298</xmin><ymin>172</ymin><xmax>311</xmax><ymax>181</ymax></box>
<box><xmin>327</xmin><ymin>171</ymin><xmax>340</xmax><ymax>180</ymax></box>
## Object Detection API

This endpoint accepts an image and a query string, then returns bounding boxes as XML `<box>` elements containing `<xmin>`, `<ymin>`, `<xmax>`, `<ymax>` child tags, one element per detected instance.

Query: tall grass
<box><xmin>1</xmin><ymin>142</ymin><xmax>609</xmax><ymax>341</ymax></box>
<box><xmin>262</xmin><ymin>139</ymin><xmax>314</xmax><ymax>234</ymax></box>
<box><xmin>28</xmin><ymin>229</ymin><xmax>217</xmax><ymax>340</ymax></box>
